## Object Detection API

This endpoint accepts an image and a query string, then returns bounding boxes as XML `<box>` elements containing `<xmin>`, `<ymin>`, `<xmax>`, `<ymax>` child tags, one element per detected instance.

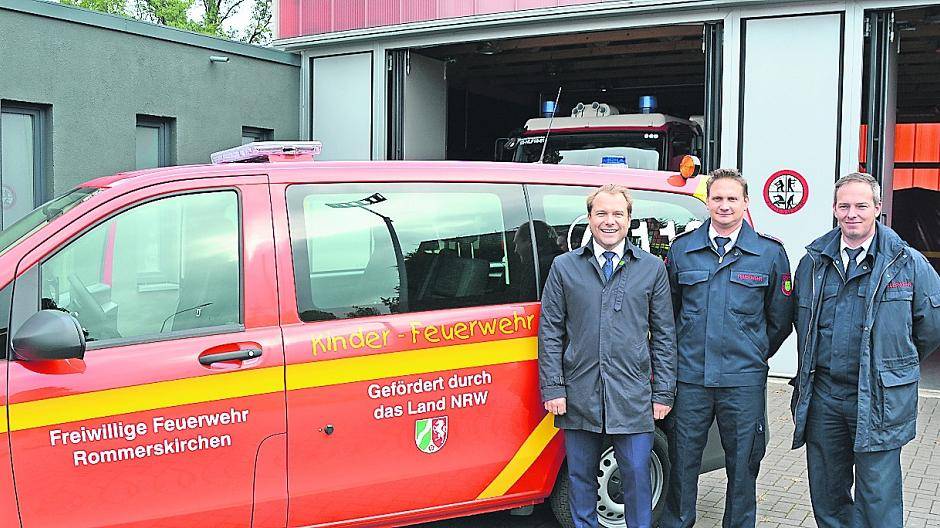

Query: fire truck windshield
<box><xmin>513</xmin><ymin>132</ymin><xmax>664</xmax><ymax>169</ymax></box>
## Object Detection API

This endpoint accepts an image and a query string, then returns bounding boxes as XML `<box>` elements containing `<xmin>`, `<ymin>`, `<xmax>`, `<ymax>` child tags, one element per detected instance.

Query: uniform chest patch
<box><xmin>887</xmin><ymin>281</ymin><xmax>913</xmax><ymax>289</ymax></box>
<box><xmin>734</xmin><ymin>272</ymin><xmax>769</xmax><ymax>286</ymax></box>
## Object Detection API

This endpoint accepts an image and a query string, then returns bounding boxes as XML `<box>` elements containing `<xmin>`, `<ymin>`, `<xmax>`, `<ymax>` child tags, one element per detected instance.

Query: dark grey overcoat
<box><xmin>538</xmin><ymin>239</ymin><xmax>677</xmax><ymax>434</ymax></box>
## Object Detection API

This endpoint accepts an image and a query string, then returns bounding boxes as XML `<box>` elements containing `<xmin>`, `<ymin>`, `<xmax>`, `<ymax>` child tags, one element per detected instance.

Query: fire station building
<box><xmin>272</xmin><ymin>0</ymin><xmax>940</xmax><ymax>381</ymax></box>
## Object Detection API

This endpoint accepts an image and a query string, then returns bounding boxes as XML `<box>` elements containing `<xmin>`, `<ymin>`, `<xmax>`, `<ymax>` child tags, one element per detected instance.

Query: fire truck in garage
<box><xmin>503</xmin><ymin>98</ymin><xmax>703</xmax><ymax>172</ymax></box>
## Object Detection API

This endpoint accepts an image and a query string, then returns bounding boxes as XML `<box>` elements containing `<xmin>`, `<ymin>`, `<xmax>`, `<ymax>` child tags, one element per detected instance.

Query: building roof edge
<box><xmin>1</xmin><ymin>0</ymin><xmax>301</xmax><ymax>66</ymax></box>
<box><xmin>272</xmin><ymin>0</ymin><xmax>799</xmax><ymax>50</ymax></box>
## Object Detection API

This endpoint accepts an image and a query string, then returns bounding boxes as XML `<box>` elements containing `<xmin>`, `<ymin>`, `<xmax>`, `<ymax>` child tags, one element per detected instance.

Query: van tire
<box><xmin>549</xmin><ymin>428</ymin><xmax>670</xmax><ymax>528</ymax></box>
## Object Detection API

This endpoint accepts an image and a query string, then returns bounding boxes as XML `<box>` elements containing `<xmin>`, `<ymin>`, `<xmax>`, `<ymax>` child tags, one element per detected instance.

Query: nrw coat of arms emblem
<box><xmin>415</xmin><ymin>416</ymin><xmax>448</xmax><ymax>454</ymax></box>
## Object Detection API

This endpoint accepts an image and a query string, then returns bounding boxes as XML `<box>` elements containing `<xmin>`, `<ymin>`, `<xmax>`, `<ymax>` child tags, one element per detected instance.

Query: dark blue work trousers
<box><xmin>806</xmin><ymin>386</ymin><xmax>903</xmax><ymax>528</ymax></box>
<box><xmin>564</xmin><ymin>429</ymin><xmax>654</xmax><ymax>528</ymax></box>
<box><xmin>660</xmin><ymin>382</ymin><xmax>766</xmax><ymax>528</ymax></box>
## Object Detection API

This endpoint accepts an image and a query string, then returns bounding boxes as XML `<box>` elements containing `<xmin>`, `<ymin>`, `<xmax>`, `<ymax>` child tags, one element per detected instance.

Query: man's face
<box><xmin>589</xmin><ymin>192</ymin><xmax>630</xmax><ymax>250</ymax></box>
<box><xmin>834</xmin><ymin>181</ymin><xmax>881</xmax><ymax>245</ymax></box>
<box><xmin>706</xmin><ymin>178</ymin><xmax>748</xmax><ymax>233</ymax></box>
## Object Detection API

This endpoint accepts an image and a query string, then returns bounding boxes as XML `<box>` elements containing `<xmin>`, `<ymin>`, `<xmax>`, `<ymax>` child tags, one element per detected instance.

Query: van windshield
<box><xmin>513</xmin><ymin>132</ymin><xmax>664</xmax><ymax>169</ymax></box>
<box><xmin>0</xmin><ymin>187</ymin><xmax>99</xmax><ymax>255</ymax></box>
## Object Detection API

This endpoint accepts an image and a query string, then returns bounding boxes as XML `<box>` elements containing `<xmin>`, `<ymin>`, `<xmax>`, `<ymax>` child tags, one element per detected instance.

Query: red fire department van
<box><xmin>0</xmin><ymin>143</ymin><xmax>718</xmax><ymax>528</ymax></box>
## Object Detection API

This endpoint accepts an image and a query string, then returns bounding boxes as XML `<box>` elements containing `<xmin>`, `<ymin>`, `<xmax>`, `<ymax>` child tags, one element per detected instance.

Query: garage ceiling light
<box><xmin>475</xmin><ymin>41</ymin><xmax>501</xmax><ymax>55</ymax></box>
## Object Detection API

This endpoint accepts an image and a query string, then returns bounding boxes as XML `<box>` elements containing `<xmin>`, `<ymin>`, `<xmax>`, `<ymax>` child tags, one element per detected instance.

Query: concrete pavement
<box><xmin>417</xmin><ymin>379</ymin><xmax>940</xmax><ymax>527</ymax></box>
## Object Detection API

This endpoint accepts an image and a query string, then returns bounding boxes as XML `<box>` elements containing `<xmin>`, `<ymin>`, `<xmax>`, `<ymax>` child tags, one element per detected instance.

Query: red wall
<box><xmin>278</xmin><ymin>0</ymin><xmax>603</xmax><ymax>39</ymax></box>
<box><xmin>860</xmin><ymin>124</ymin><xmax>940</xmax><ymax>191</ymax></box>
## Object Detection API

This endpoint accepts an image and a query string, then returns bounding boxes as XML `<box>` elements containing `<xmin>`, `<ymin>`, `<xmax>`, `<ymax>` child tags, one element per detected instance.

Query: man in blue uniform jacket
<box><xmin>790</xmin><ymin>172</ymin><xmax>940</xmax><ymax>527</ymax></box>
<box><xmin>660</xmin><ymin>168</ymin><xmax>794</xmax><ymax>528</ymax></box>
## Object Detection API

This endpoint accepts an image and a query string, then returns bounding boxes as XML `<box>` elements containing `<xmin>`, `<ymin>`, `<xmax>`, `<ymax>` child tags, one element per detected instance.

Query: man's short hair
<box><xmin>834</xmin><ymin>172</ymin><xmax>882</xmax><ymax>206</ymax></box>
<box><xmin>706</xmin><ymin>168</ymin><xmax>749</xmax><ymax>198</ymax></box>
<box><xmin>586</xmin><ymin>184</ymin><xmax>633</xmax><ymax>216</ymax></box>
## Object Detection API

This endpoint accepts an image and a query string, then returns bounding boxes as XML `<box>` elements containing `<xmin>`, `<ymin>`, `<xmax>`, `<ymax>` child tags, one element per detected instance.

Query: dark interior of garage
<box><xmin>862</xmin><ymin>6</ymin><xmax>940</xmax><ymax>389</ymax></box>
<box><xmin>415</xmin><ymin>24</ymin><xmax>708</xmax><ymax>162</ymax></box>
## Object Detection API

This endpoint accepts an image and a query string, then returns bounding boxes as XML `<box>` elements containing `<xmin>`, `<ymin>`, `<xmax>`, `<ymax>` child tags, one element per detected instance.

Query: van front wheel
<box><xmin>549</xmin><ymin>428</ymin><xmax>670</xmax><ymax>528</ymax></box>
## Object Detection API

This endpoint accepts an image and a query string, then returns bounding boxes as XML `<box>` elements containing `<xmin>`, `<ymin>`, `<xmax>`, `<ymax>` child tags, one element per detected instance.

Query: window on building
<box><xmin>1</xmin><ymin>102</ymin><xmax>48</xmax><ymax>229</ymax></box>
<box><xmin>40</xmin><ymin>191</ymin><xmax>240</xmax><ymax>343</ymax></box>
<box><xmin>287</xmin><ymin>183</ymin><xmax>533</xmax><ymax>322</ymax></box>
<box><xmin>136</xmin><ymin>115</ymin><xmax>174</xmax><ymax>169</ymax></box>
<box><xmin>241</xmin><ymin>126</ymin><xmax>273</xmax><ymax>145</ymax></box>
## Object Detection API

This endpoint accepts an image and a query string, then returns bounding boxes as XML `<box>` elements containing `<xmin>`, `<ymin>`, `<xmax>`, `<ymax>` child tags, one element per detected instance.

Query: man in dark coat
<box><xmin>539</xmin><ymin>183</ymin><xmax>677</xmax><ymax>528</ymax></box>
<box><xmin>660</xmin><ymin>169</ymin><xmax>794</xmax><ymax>528</ymax></box>
<box><xmin>790</xmin><ymin>172</ymin><xmax>940</xmax><ymax>527</ymax></box>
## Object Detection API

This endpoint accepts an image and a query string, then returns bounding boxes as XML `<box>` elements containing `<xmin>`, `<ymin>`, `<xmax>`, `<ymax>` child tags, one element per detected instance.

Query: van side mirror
<box><xmin>12</xmin><ymin>310</ymin><xmax>86</xmax><ymax>361</ymax></box>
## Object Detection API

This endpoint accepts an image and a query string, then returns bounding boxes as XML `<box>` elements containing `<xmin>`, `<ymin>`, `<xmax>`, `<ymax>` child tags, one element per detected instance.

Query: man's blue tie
<box><xmin>714</xmin><ymin>236</ymin><xmax>731</xmax><ymax>258</ymax></box>
<box><xmin>602</xmin><ymin>251</ymin><xmax>617</xmax><ymax>281</ymax></box>
<box><xmin>844</xmin><ymin>247</ymin><xmax>863</xmax><ymax>278</ymax></box>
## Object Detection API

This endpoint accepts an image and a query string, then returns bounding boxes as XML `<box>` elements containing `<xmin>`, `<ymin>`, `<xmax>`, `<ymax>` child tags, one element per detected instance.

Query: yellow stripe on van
<box><xmin>477</xmin><ymin>413</ymin><xmax>559</xmax><ymax>499</ymax></box>
<box><xmin>286</xmin><ymin>337</ymin><xmax>538</xmax><ymax>391</ymax></box>
<box><xmin>4</xmin><ymin>367</ymin><xmax>285</xmax><ymax>434</ymax></box>
<box><xmin>1</xmin><ymin>336</ymin><xmax>538</xmax><ymax>434</ymax></box>
<box><xmin>693</xmin><ymin>176</ymin><xmax>708</xmax><ymax>203</ymax></box>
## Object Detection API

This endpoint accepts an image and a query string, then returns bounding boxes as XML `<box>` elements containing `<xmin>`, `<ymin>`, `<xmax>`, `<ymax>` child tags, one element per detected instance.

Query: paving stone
<box><xmin>419</xmin><ymin>381</ymin><xmax>940</xmax><ymax>528</ymax></box>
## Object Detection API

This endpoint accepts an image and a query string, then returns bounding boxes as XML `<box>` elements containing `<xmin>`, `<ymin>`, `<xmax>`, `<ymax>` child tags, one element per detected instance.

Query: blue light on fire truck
<box><xmin>541</xmin><ymin>100</ymin><xmax>557</xmax><ymax>118</ymax></box>
<box><xmin>639</xmin><ymin>95</ymin><xmax>657</xmax><ymax>114</ymax></box>
<box><xmin>601</xmin><ymin>156</ymin><xmax>628</xmax><ymax>166</ymax></box>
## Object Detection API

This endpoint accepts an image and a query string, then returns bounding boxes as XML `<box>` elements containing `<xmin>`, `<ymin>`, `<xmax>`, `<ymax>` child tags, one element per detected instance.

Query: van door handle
<box><xmin>198</xmin><ymin>348</ymin><xmax>262</xmax><ymax>365</ymax></box>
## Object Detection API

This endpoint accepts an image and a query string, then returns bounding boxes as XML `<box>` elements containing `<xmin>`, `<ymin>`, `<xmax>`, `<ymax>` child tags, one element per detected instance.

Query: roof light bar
<box><xmin>210</xmin><ymin>141</ymin><xmax>323</xmax><ymax>164</ymax></box>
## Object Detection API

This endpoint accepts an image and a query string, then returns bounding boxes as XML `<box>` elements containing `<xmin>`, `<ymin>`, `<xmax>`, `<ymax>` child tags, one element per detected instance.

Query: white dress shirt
<box><xmin>708</xmin><ymin>223</ymin><xmax>743</xmax><ymax>255</ymax></box>
<box><xmin>593</xmin><ymin>239</ymin><xmax>625</xmax><ymax>269</ymax></box>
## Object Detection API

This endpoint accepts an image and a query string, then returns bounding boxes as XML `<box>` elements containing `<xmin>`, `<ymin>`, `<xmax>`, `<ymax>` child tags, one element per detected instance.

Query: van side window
<box><xmin>287</xmin><ymin>183</ymin><xmax>533</xmax><ymax>322</ymax></box>
<box><xmin>526</xmin><ymin>184</ymin><xmax>708</xmax><ymax>291</ymax></box>
<box><xmin>39</xmin><ymin>191</ymin><xmax>241</xmax><ymax>343</ymax></box>
<box><xmin>0</xmin><ymin>282</ymin><xmax>10</xmax><ymax>359</ymax></box>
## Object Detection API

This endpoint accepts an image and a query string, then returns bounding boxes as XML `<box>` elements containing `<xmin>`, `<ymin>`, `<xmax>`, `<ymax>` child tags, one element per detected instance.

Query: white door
<box><xmin>404</xmin><ymin>53</ymin><xmax>447</xmax><ymax>160</ymax></box>
<box><xmin>312</xmin><ymin>53</ymin><xmax>373</xmax><ymax>161</ymax></box>
<box><xmin>738</xmin><ymin>13</ymin><xmax>844</xmax><ymax>377</ymax></box>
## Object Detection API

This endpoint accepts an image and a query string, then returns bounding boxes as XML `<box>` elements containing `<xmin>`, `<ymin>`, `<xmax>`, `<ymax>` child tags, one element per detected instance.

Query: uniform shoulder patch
<box><xmin>757</xmin><ymin>232</ymin><xmax>785</xmax><ymax>245</ymax></box>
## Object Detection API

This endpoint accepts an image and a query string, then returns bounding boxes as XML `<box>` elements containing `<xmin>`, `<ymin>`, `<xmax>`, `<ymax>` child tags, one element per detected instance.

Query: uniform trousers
<box><xmin>806</xmin><ymin>385</ymin><xmax>903</xmax><ymax>528</ymax></box>
<box><xmin>660</xmin><ymin>382</ymin><xmax>767</xmax><ymax>528</ymax></box>
<box><xmin>564</xmin><ymin>428</ymin><xmax>654</xmax><ymax>528</ymax></box>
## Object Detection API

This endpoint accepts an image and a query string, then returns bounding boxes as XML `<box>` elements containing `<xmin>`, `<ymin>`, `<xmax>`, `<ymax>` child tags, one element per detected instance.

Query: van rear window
<box><xmin>527</xmin><ymin>185</ymin><xmax>707</xmax><ymax>259</ymax></box>
<box><xmin>286</xmin><ymin>183</ymin><xmax>534</xmax><ymax>322</ymax></box>
<box><xmin>525</xmin><ymin>185</ymin><xmax>707</xmax><ymax>294</ymax></box>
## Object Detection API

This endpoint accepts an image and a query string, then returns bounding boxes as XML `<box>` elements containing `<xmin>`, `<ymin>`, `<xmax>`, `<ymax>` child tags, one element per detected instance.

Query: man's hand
<box><xmin>653</xmin><ymin>403</ymin><xmax>672</xmax><ymax>420</ymax></box>
<box><xmin>544</xmin><ymin>397</ymin><xmax>567</xmax><ymax>416</ymax></box>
